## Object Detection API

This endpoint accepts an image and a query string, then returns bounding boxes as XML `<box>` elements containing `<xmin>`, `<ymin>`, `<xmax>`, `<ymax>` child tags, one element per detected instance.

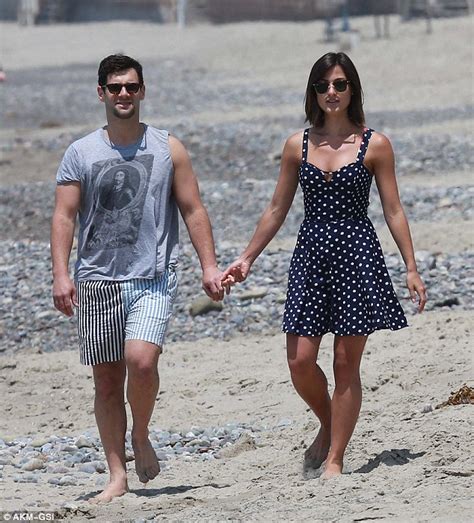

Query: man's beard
<box><xmin>112</xmin><ymin>105</ymin><xmax>136</xmax><ymax>119</ymax></box>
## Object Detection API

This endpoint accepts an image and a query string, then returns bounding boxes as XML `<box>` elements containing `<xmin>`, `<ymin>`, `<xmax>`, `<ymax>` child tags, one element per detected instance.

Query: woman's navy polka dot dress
<box><xmin>282</xmin><ymin>128</ymin><xmax>408</xmax><ymax>337</ymax></box>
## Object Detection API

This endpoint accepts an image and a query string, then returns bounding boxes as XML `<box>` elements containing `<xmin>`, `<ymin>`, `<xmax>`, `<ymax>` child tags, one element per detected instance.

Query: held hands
<box><xmin>407</xmin><ymin>270</ymin><xmax>427</xmax><ymax>313</ymax></box>
<box><xmin>202</xmin><ymin>266</ymin><xmax>232</xmax><ymax>302</ymax></box>
<box><xmin>202</xmin><ymin>257</ymin><xmax>253</xmax><ymax>301</ymax></box>
<box><xmin>221</xmin><ymin>257</ymin><xmax>252</xmax><ymax>287</ymax></box>
<box><xmin>52</xmin><ymin>275</ymin><xmax>78</xmax><ymax>317</ymax></box>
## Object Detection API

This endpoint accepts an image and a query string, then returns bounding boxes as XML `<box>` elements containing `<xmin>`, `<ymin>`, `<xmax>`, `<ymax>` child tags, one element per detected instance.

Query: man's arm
<box><xmin>169</xmin><ymin>135</ymin><xmax>225</xmax><ymax>301</ymax></box>
<box><xmin>51</xmin><ymin>182</ymin><xmax>81</xmax><ymax>316</ymax></box>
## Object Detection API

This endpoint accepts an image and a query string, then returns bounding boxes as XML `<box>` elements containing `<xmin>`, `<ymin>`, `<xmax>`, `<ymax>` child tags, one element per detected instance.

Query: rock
<box><xmin>21</xmin><ymin>458</ymin><xmax>45</xmax><ymax>471</ymax></box>
<box><xmin>77</xmin><ymin>463</ymin><xmax>97</xmax><ymax>474</ymax></box>
<box><xmin>14</xmin><ymin>473</ymin><xmax>39</xmax><ymax>483</ymax></box>
<box><xmin>58</xmin><ymin>475</ymin><xmax>77</xmax><ymax>486</ymax></box>
<box><xmin>189</xmin><ymin>296</ymin><xmax>223</xmax><ymax>317</ymax></box>
<box><xmin>31</xmin><ymin>437</ymin><xmax>50</xmax><ymax>448</ymax></box>
<box><xmin>0</xmin><ymin>454</ymin><xmax>13</xmax><ymax>466</ymax></box>
<box><xmin>48</xmin><ymin>465</ymin><xmax>71</xmax><ymax>474</ymax></box>
<box><xmin>236</xmin><ymin>287</ymin><xmax>268</xmax><ymax>301</ymax></box>
<box><xmin>437</xmin><ymin>197</ymin><xmax>453</xmax><ymax>208</ymax></box>
<box><xmin>93</xmin><ymin>461</ymin><xmax>106</xmax><ymax>473</ymax></box>
<box><xmin>75</xmin><ymin>436</ymin><xmax>94</xmax><ymax>448</ymax></box>
<box><xmin>48</xmin><ymin>478</ymin><xmax>60</xmax><ymax>485</ymax></box>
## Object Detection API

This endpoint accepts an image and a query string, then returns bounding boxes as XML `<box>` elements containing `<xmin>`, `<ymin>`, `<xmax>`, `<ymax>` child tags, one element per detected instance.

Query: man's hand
<box><xmin>53</xmin><ymin>275</ymin><xmax>78</xmax><ymax>317</ymax></box>
<box><xmin>202</xmin><ymin>266</ymin><xmax>230</xmax><ymax>302</ymax></box>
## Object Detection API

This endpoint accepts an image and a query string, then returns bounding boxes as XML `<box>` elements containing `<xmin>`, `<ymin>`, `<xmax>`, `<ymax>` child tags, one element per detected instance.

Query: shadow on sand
<box><xmin>76</xmin><ymin>482</ymin><xmax>230</xmax><ymax>502</ymax></box>
<box><xmin>355</xmin><ymin>448</ymin><xmax>426</xmax><ymax>474</ymax></box>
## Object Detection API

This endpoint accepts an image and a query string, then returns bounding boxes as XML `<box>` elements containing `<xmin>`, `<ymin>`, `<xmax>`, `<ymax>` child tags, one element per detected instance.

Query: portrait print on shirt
<box><xmin>85</xmin><ymin>155</ymin><xmax>153</xmax><ymax>251</ymax></box>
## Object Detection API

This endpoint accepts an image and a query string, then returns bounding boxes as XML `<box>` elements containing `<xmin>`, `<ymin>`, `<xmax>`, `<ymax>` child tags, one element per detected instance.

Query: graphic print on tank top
<box><xmin>85</xmin><ymin>154</ymin><xmax>153</xmax><ymax>252</ymax></box>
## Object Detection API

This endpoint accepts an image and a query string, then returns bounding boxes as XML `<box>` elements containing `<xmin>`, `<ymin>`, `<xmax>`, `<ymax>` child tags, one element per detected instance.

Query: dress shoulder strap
<box><xmin>357</xmin><ymin>128</ymin><xmax>374</xmax><ymax>163</ymax></box>
<box><xmin>302</xmin><ymin>128</ymin><xmax>310</xmax><ymax>163</ymax></box>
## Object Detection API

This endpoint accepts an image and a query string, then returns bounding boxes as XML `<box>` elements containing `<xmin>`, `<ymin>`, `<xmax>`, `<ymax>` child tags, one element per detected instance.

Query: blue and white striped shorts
<box><xmin>76</xmin><ymin>268</ymin><xmax>178</xmax><ymax>366</ymax></box>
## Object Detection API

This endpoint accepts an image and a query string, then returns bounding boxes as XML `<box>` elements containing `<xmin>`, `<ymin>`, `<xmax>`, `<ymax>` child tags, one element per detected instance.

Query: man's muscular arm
<box><xmin>51</xmin><ymin>182</ymin><xmax>81</xmax><ymax>316</ymax></box>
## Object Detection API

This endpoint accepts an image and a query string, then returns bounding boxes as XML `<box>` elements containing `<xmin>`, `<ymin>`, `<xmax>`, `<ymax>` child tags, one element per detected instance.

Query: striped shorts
<box><xmin>76</xmin><ymin>268</ymin><xmax>178</xmax><ymax>366</ymax></box>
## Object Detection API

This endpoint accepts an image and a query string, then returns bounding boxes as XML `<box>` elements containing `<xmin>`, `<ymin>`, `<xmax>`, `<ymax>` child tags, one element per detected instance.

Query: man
<box><xmin>51</xmin><ymin>54</ymin><xmax>227</xmax><ymax>503</ymax></box>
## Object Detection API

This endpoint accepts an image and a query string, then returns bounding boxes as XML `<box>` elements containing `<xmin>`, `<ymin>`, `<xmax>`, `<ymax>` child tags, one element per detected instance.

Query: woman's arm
<box><xmin>368</xmin><ymin>132</ymin><xmax>427</xmax><ymax>312</ymax></box>
<box><xmin>223</xmin><ymin>132</ymin><xmax>301</xmax><ymax>282</ymax></box>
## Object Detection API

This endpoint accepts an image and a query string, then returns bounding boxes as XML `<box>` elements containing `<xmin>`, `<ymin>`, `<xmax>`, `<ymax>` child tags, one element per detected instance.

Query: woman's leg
<box><xmin>323</xmin><ymin>335</ymin><xmax>368</xmax><ymax>478</ymax></box>
<box><xmin>286</xmin><ymin>334</ymin><xmax>332</xmax><ymax>468</ymax></box>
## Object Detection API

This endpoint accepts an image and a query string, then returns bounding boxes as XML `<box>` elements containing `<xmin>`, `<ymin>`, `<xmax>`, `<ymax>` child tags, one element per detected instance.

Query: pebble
<box><xmin>21</xmin><ymin>458</ymin><xmax>45</xmax><ymax>471</ymax></box>
<box><xmin>31</xmin><ymin>437</ymin><xmax>50</xmax><ymax>448</ymax></box>
<box><xmin>58</xmin><ymin>475</ymin><xmax>78</xmax><ymax>486</ymax></box>
<box><xmin>237</xmin><ymin>287</ymin><xmax>269</xmax><ymax>300</ymax></box>
<box><xmin>77</xmin><ymin>463</ymin><xmax>98</xmax><ymax>474</ymax></box>
<box><xmin>189</xmin><ymin>296</ymin><xmax>224</xmax><ymax>317</ymax></box>
<box><xmin>75</xmin><ymin>435</ymin><xmax>94</xmax><ymax>448</ymax></box>
<box><xmin>3</xmin><ymin>236</ymin><xmax>469</xmax><ymax>353</ymax></box>
<box><xmin>0</xmin><ymin>422</ymin><xmax>271</xmax><ymax>484</ymax></box>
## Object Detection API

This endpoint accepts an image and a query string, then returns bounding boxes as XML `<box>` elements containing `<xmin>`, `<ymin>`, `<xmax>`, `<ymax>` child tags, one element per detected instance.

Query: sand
<box><xmin>0</xmin><ymin>14</ymin><xmax>473</xmax><ymax>522</ymax></box>
<box><xmin>1</xmin><ymin>311</ymin><xmax>472</xmax><ymax>521</ymax></box>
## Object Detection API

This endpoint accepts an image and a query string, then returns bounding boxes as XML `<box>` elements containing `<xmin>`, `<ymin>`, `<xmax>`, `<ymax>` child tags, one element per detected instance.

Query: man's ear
<box><xmin>97</xmin><ymin>85</ymin><xmax>105</xmax><ymax>102</ymax></box>
<box><xmin>140</xmin><ymin>84</ymin><xmax>146</xmax><ymax>100</ymax></box>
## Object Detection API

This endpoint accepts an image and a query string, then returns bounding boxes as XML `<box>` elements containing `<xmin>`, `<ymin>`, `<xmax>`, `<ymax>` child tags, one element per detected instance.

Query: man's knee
<box><xmin>125</xmin><ymin>341</ymin><xmax>160</xmax><ymax>378</ymax></box>
<box><xmin>127</xmin><ymin>357</ymin><xmax>159</xmax><ymax>381</ymax></box>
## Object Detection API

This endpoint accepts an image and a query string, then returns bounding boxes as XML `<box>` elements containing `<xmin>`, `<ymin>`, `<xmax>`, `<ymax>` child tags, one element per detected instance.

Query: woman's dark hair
<box><xmin>98</xmin><ymin>54</ymin><xmax>144</xmax><ymax>87</ymax></box>
<box><xmin>304</xmin><ymin>52</ymin><xmax>364</xmax><ymax>128</ymax></box>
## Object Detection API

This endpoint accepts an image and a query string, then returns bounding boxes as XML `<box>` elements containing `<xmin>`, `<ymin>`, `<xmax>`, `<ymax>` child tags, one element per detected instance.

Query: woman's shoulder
<box><xmin>367</xmin><ymin>129</ymin><xmax>390</xmax><ymax>144</ymax></box>
<box><xmin>283</xmin><ymin>129</ymin><xmax>306</xmax><ymax>152</ymax></box>
<box><xmin>286</xmin><ymin>129</ymin><xmax>306</xmax><ymax>143</ymax></box>
<box><xmin>367</xmin><ymin>129</ymin><xmax>394</xmax><ymax>153</ymax></box>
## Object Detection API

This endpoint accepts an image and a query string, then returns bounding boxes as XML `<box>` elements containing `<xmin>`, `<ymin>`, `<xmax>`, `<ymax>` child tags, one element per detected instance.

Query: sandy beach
<box><xmin>0</xmin><ymin>13</ymin><xmax>473</xmax><ymax>522</ymax></box>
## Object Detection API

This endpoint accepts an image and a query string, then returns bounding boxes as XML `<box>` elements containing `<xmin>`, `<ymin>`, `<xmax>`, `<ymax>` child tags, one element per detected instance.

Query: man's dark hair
<box><xmin>304</xmin><ymin>52</ymin><xmax>365</xmax><ymax>128</ymax></box>
<box><xmin>98</xmin><ymin>54</ymin><xmax>144</xmax><ymax>87</ymax></box>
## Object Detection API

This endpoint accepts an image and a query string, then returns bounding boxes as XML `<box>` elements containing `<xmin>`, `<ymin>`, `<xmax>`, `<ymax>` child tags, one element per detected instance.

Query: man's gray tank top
<box><xmin>56</xmin><ymin>125</ymin><xmax>179</xmax><ymax>281</ymax></box>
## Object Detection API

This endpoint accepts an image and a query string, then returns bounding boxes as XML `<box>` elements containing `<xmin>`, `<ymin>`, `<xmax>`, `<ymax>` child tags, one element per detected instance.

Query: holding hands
<box><xmin>201</xmin><ymin>257</ymin><xmax>251</xmax><ymax>302</ymax></box>
<box><xmin>202</xmin><ymin>265</ymin><xmax>233</xmax><ymax>302</ymax></box>
<box><xmin>221</xmin><ymin>256</ymin><xmax>253</xmax><ymax>287</ymax></box>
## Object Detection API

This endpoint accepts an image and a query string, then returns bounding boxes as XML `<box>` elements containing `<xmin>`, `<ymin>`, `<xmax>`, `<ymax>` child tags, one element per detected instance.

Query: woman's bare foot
<box><xmin>320</xmin><ymin>459</ymin><xmax>343</xmax><ymax>480</ymax></box>
<box><xmin>303</xmin><ymin>428</ymin><xmax>331</xmax><ymax>470</ymax></box>
<box><xmin>132</xmin><ymin>438</ymin><xmax>160</xmax><ymax>483</ymax></box>
<box><xmin>90</xmin><ymin>477</ymin><xmax>128</xmax><ymax>503</ymax></box>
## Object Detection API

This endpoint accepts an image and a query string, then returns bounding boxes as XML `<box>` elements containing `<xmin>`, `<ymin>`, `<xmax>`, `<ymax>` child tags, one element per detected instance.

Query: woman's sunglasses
<box><xmin>103</xmin><ymin>83</ymin><xmax>142</xmax><ymax>95</ymax></box>
<box><xmin>313</xmin><ymin>79</ymin><xmax>350</xmax><ymax>95</ymax></box>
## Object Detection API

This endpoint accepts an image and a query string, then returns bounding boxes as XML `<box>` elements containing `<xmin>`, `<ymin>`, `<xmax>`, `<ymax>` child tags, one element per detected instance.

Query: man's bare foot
<box><xmin>303</xmin><ymin>428</ymin><xmax>330</xmax><ymax>471</ymax></box>
<box><xmin>90</xmin><ymin>478</ymin><xmax>128</xmax><ymax>503</ymax></box>
<box><xmin>132</xmin><ymin>438</ymin><xmax>160</xmax><ymax>483</ymax></box>
<box><xmin>320</xmin><ymin>460</ymin><xmax>343</xmax><ymax>480</ymax></box>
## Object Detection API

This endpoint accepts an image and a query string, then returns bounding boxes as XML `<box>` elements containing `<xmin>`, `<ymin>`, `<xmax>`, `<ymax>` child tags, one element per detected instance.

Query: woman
<box><xmin>222</xmin><ymin>52</ymin><xmax>427</xmax><ymax>479</ymax></box>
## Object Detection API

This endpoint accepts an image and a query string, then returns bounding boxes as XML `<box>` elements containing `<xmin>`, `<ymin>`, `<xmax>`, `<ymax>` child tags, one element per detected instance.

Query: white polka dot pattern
<box><xmin>282</xmin><ymin>128</ymin><xmax>408</xmax><ymax>337</ymax></box>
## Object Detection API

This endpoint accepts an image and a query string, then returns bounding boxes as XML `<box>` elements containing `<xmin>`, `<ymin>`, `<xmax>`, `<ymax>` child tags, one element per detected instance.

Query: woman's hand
<box><xmin>407</xmin><ymin>270</ymin><xmax>427</xmax><ymax>313</ymax></box>
<box><xmin>222</xmin><ymin>258</ymin><xmax>253</xmax><ymax>286</ymax></box>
